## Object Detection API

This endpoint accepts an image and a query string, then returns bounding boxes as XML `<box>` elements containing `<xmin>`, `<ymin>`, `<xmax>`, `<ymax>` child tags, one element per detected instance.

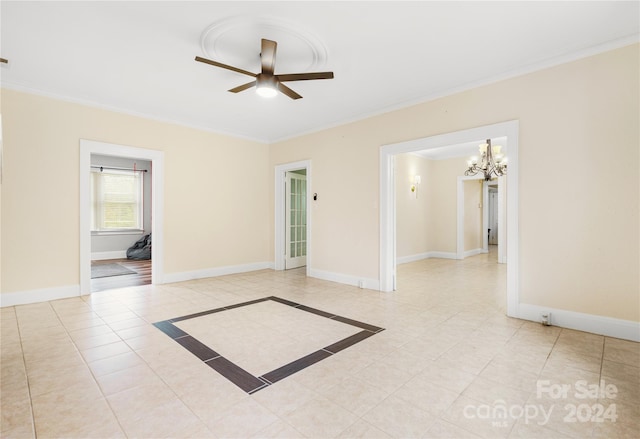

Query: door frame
<box><xmin>456</xmin><ymin>175</ymin><xmax>504</xmax><ymax>261</ymax></box>
<box><xmin>284</xmin><ymin>170</ymin><xmax>308</xmax><ymax>270</ymax></box>
<box><xmin>274</xmin><ymin>160</ymin><xmax>311</xmax><ymax>273</ymax></box>
<box><xmin>80</xmin><ymin>140</ymin><xmax>165</xmax><ymax>294</ymax></box>
<box><xmin>380</xmin><ymin>120</ymin><xmax>519</xmax><ymax>317</ymax></box>
<box><xmin>487</xmin><ymin>181</ymin><xmax>506</xmax><ymax>262</ymax></box>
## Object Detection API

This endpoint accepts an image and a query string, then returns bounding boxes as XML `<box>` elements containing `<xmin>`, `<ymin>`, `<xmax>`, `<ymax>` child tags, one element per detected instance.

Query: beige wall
<box><xmin>463</xmin><ymin>179</ymin><xmax>483</xmax><ymax>252</ymax></box>
<box><xmin>395</xmin><ymin>153</ymin><xmax>486</xmax><ymax>258</ymax></box>
<box><xmin>1</xmin><ymin>89</ymin><xmax>270</xmax><ymax>293</ymax></box>
<box><xmin>2</xmin><ymin>44</ymin><xmax>637</xmax><ymax>323</ymax></box>
<box><xmin>271</xmin><ymin>44</ymin><xmax>639</xmax><ymax>322</ymax></box>
<box><xmin>268</xmin><ymin>127</ymin><xmax>381</xmax><ymax>277</ymax></box>
<box><xmin>395</xmin><ymin>153</ymin><xmax>431</xmax><ymax>258</ymax></box>
<box><xmin>425</xmin><ymin>157</ymin><xmax>467</xmax><ymax>254</ymax></box>
<box><xmin>395</xmin><ymin>154</ymin><xmax>485</xmax><ymax>258</ymax></box>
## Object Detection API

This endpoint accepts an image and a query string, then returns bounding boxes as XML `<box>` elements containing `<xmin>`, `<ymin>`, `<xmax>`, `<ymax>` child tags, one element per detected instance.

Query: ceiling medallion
<box><xmin>200</xmin><ymin>15</ymin><xmax>329</xmax><ymax>73</ymax></box>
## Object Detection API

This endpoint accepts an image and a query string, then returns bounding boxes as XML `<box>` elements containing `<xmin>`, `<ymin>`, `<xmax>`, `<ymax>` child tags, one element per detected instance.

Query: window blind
<box><xmin>91</xmin><ymin>169</ymin><xmax>143</xmax><ymax>231</ymax></box>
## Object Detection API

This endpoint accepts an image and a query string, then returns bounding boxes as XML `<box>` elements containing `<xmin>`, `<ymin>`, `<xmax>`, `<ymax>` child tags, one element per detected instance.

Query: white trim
<box><xmin>518</xmin><ymin>303</ymin><xmax>640</xmax><ymax>343</ymax></box>
<box><xmin>380</xmin><ymin>120</ymin><xmax>520</xmax><ymax>318</ymax></box>
<box><xmin>0</xmin><ymin>285</ymin><xmax>80</xmax><ymax>307</ymax></box>
<box><xmin>91</xmin><ymin>230</ymin><xmax>144</xmax><ymax>236</ymax></box>
<box><xmin>308</xmin><ymin>268</ymin><xmax>380</xmax><ymax>291</ymax></box>
<box><xmin>80</xmin><ymin>140</ymin><xmax>165</xmax><ymax>294</ymax></box>
<box><xmin>396</xmin><ymin>251</ymin><xmax>458</xmax><ymax>265</ymax></box>
<box><xmin>428</xmin><ymin>251</ymin><xmax>458</xmax><ymax>260</ymax></box>
<box><xmin>284</xmin><ymin>172</ymin><xmax>308</xmax><ymax>270</ymax></box>
<box><xmin>456</xmin><ymin>178</ymin><xmax>464</xmax><ymax>260</ymax></box>
<box><xmin>463</xmin><ymin>248</ymin><xmax>484</xmax><ymax>258</ymax></box>
<box><xmin>91</xmin><ymin>251</ymin><xmax>127</xmax><ymax>261</ymax></box>
<box><xmin>274</xmin><ymin>160</ymin><xmax>312</xmax><ymax>274</ymax></box>
<box><xmin>504</xmin><ymin>127</ymin><xmax>519</xmax><ymax>317</ymax></box>
<box><xmin>396</xmin><ymin>253</ymin><xmax>430</xmax><ymax>265</ymax></box>
<box><xmin>379</xmin><ymin>153</ymin><xmax>396</xmax><ymax>291</ymax></box>
<box><xmin>163</xmin><ymin>262</ymin><xmax>274</xmax><ymax>284</ymax></box>
<box><xmin>482</xmin><ymin>181</ymin><xmax>489</xmax><ymax>252</ymax></box>
<box><xmin>497</xmin><ymin>175</ymin><xmax>506</xmax><ymax>264</ymax></box>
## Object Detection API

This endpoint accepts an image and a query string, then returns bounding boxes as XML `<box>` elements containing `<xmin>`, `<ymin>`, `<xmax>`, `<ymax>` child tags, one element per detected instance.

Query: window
<box><xmin>91</xmin><ymin>169</ymin><xmax>143</xmax><ymax>232</ymax></box>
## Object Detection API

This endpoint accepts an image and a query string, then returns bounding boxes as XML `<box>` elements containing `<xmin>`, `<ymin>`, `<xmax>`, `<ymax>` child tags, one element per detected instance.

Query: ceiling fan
<box><xmin>195</xmin><ymin>38</ymin><xmax>333</xmax><ymax>100</ymax></box>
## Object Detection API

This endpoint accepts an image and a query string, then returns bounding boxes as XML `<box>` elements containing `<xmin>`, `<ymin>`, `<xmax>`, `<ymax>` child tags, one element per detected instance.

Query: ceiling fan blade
<box><xmin>195</xmin><ymin>56</ymin><xmax>257</xmax><ymax>78</ymax></box>
<box><xmin>276</xmin><ymin>72</ymin><xmax>334</xmax><ymax>82</ymax></box>
<box><xmin>261</xmin><ymin>39</ymin><xmax>277</xmax><ymax>75</ymax></box>
<box><xmin>277</xmin><ymin>83</ymin><xmax>303</xmax><ymax>100</ymax></box>
<box><xmin>0</xmin><ymin>58</ymin><xmax>7</xmax><ymax>64</ymax></box>
<box><xmin>228</xmin><ymin>81</ymin><xmax>256</xmax><ymax>93</ymax></box>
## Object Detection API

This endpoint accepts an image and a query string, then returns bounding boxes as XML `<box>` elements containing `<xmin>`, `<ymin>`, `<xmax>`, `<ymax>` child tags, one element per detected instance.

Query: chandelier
<box><xmin>464</xmin><ymin>139</ymin><xmax>507</xmax><ymax>180</ymax></box>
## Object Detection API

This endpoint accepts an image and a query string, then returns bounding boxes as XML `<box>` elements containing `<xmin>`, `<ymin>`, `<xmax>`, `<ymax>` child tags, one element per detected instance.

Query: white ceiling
<box><xmin>1</xmin><ymin>1</ymin><xmax>638</xmax><ymax>143</ymax></box>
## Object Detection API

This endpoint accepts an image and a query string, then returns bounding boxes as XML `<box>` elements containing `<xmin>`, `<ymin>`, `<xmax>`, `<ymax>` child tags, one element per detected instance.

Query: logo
<box><xmin>463</xmin><ymin>380</ymin><xmax>618</xmax><ymax>427</ymax></box>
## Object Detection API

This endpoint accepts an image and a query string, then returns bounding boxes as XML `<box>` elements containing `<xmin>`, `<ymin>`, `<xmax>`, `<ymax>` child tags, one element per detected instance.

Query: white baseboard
<box><xmin>91</xmin><ymin>251</ymin><xmax>127</xmax><ymax>261</ymax></box>
<box><xmin>0</xmin><ymin>261</ymin><xmax>273</xmax><ymax>307</ymax></box>
<box><xmin>396</xmin><ymin>251</ymin><xmax>457</xmax><ymax>265</ymax></box>
<box><xmin>396</xmin><ymin>252</ymin><xmax>430</xmax><ymax>264</ymax></box>
<box><xmin>463</xmin><ymin>248</ymin><xmax>484</xmax><ymax>258</ymax></box>
<box><xmin>162</xmin><ymin>261</ymin><xmax>274</xmax><ymax>284</ymax></box>
<box><xmin>1</xmin><ymin>285</ymin><xmax>81</xmax><ymax>307</ymax></box>
<box><xmin>308</xmin><ymin>268</ymin><xmax>380</xmax><ymax>291</ymax></box>
<box><xmin>5</xmin><ymin>268</ymin><xmax>636</xmax><ymax>343</ymax></box>
<box><xmin>429</xmin><ymin>251</ymin><xmax>458</xmax><ymax>260</ymax></box>
<box><xmin>517</xmin><ymin>303</ymin><xmax>640</xmax><ymax>342</ymax></box>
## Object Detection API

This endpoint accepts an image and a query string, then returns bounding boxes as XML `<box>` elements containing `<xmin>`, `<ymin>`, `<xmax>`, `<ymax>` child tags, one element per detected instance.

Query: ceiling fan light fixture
<box><xmin>256</xmin><ymin>75</ymin><xmax>278</xmax><ymax>98</ymax></box>
<box><xmin>256</xmin><ymin>84</ymin><xmax>277</xmax><ymax>98</ymax></box>
<box><xmin>195</xmin><ymin>38</ymin><xmax>333</xmax><ymax>100</ymax></box>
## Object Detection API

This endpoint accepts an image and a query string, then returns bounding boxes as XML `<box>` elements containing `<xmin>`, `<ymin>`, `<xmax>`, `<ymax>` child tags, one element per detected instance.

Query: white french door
<box><xmin>285</xmin><ymin>171</ymin><xmax>307</xmax><ymax>269</ymax></box>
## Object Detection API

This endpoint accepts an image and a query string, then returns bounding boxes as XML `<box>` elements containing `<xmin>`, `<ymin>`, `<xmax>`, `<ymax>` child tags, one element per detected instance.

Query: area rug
<box><xmin>91</xmin><ymin>263</ymin><xmax>136</xmax><ymax>279</ymax></box>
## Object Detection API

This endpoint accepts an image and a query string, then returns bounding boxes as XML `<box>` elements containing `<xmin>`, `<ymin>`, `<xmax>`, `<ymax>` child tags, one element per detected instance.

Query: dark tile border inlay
<box><xmin>154</xmin><ymin>296</ymin><xmax>384</xmax><ymax>394</ymax></box>
<box><xmin>261</xmin><ymin>349</ymin><xmax>331</xmax><ymax>385</ymax></box>
<box><xmin>324</xmin><ymin>330</ymin><xmax>377</xmax><ymax>354</ymax></box>
<box><xmin>175</xmin><ymin>336</ymin><xmax>219</xmax><ymax>362</ymax></box>
<box><xmin>205</xmin><ymin>356</ymin><xmax>268</xmax><ymax>394</ymax></box>
<box><xmin>152</xmin><ymin>321</ymin><xmax>188</xmax><ymax>339</ymax></box>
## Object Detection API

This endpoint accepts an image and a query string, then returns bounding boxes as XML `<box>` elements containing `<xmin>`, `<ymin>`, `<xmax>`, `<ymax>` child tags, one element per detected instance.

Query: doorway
<box><xmin>274</xmin><ymin>160</ymin><xmax>311</xmax><ymax>273</ymax></box>
<box><xmin>456</xmin><ymin>176</ymin><xmax>505</xmax><ymax>262</ymax></box>
<box><xmin>380</xmin><ymin>120</ymin><xmax>519</xmax><ymax>316</ymax></box>
<box><xmin>488</xmin><ymin>186</ymin><xmax>498</xmax><ymax>245</ymax></box>
<box><xmin>89</xmin><ymin>154</ymin><xmax>152</xmax><ymax>292</ymax></box>
<box><xmin>80</xmin><ymin>140</ymin><xmax>164</xmax><ymax>295</ymax></box>
<box><xmin>285</xmin><ymin>170</ymin><xmax>308</xmax><ymax>269</ymax></box>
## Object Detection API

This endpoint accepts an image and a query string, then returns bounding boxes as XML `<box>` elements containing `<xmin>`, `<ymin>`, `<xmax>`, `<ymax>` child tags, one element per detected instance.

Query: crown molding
<box><xmin>268</xmin><ymin>35</ymin><xmax>640</xmax><ymax>143</ymax></box>
<box><xmin>0</xmin><ymin>81</ymin><xmax>268</xmax><ymax>145</ymax></box>
<box><xmin>2</xmin><ymin>35</ymin><xmax>637</xmax><ymax>145</ymax></box>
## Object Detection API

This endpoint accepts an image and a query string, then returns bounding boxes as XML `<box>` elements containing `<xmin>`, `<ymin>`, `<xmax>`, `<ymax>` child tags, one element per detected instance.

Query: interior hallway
<box><xmin>1</xmin><ymin>252</ymin><xmax>638</xmax><ymax>438</ymax></box>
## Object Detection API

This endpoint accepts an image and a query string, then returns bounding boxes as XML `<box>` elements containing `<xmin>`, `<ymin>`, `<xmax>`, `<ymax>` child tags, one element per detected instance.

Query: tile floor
<box><xmin>157</xmin><ymin>296</ymin><xmax>384</xmax><ymax>394</ymax></box>
<box><xmin>1</xmin><ymin>251</ymin><xmax>639</xmax><ymax>438</ymax></box>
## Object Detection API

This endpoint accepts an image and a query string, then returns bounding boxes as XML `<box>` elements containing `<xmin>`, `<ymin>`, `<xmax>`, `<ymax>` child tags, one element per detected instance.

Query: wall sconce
<box><xmin>410</xmin><ymin>175</ymin><xmax>421</xmax><ymax>197</ymax></box>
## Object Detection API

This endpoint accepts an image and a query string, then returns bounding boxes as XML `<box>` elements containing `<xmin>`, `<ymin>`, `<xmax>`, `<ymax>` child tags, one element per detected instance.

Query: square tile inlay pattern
<box><xmin>153</xmin><ymin>296</ymin><xmax>384</xmax><ymax>393</ymax></box>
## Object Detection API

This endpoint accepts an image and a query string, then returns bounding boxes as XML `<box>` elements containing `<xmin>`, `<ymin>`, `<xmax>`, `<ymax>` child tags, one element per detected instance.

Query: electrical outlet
<box><xmin>541</xmin><ymin>312</ymin><xmax>551</xmax><ymax>326</ymax></box>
